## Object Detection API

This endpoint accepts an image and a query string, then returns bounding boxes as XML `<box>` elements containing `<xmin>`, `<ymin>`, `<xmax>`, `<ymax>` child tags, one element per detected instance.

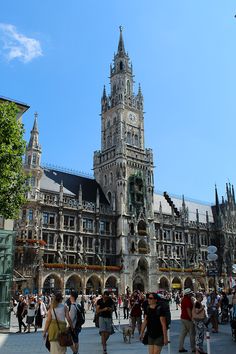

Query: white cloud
<box><xmin>0</xmin><ymin>23</ymin><xmax>42</xmax><ymax>63</ymax></box>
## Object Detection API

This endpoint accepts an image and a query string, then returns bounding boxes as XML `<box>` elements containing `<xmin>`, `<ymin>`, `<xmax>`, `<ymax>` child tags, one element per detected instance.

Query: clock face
<box><xmin>129</xmin><ymin>113</ymin><xmax>136</xmax><ymax>123</ymax></box>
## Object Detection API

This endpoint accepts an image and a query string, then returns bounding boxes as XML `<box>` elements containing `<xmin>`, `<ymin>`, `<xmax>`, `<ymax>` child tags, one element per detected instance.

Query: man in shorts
<box><xmin>96</xmin><ymin>291</ymin><xmax>114</xmax><ymax>354</ymax></box>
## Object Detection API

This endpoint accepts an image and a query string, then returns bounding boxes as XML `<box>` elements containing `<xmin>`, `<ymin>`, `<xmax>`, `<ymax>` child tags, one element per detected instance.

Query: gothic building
<box><xmin>14</xmin><ymin>29</ymin><xmax>236</xmax><ymax>295</ymax></box>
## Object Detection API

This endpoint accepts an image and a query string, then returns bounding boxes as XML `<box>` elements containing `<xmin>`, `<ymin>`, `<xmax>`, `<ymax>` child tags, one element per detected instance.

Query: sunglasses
<box><xmin>148</xmin><ymin>297</ymin><xmax>155</xmax><ymax>299</ymax></box>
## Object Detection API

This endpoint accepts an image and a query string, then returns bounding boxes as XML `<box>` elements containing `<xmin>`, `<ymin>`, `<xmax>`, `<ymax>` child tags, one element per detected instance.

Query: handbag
<box><xmin>53</xmin><ymin>309</ymin><xmax>73</xmax><ymax>347</ymax></box>
<box><xmin>142</xmin><ymin>331</ymin><xmax>148</xmax><ymax>345</ymax></box>
<box><xmin>192</xmin><ymin>305</ymin><xmax>206</xmax><ymax>320</ymax></box>
<box><xmin>45</xmin><ymin>334</ymin><xmax>50</xmax><ymax>351</ymax></box>
<box><xmin>58</xmin><ymin>329</ymin><xmax>73</xmax><ymax>347</ymax></box>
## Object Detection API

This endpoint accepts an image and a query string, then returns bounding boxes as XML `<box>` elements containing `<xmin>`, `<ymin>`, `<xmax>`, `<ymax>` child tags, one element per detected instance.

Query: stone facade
<box><xmin>14</xmin><ymin>29</ymin><xmax>236</xmax><ymax>295</ymax></box>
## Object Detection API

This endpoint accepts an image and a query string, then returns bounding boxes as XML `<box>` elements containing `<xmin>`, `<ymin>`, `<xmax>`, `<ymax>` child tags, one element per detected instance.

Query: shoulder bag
<box><xmin>53</xmin><ymin>308</ymin><xmax>73</xmax><ymax>347</ymax></box>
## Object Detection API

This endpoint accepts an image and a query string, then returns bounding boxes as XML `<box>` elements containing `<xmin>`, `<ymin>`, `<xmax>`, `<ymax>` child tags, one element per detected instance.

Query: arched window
<box><xmin>138</xmin><ymin>220</ymin><xmax>147</xmax><ymax>236</ymax></box>
<box><xmin>134</xmin><ymin>134</ymin><xmax>138</xmax><ymax>146</ymax></box>
<box><xmin>120</xmin><ymin>61</ymin><xmax>124</xmax><ymax>70</ymax></box>
<box><xmin>107</xmin><ymin>191</ymin><xmax>112</xmax><ymax>204</ymax></box>
<box><xmin>104</xmin><ymin>175</ymin><xmax>107</xmax><ymax>186</ymax></box>
<box><xmin>110</xmin><ymin>172</ymin><xmax>113</xmax><ymax>185</ymax></box>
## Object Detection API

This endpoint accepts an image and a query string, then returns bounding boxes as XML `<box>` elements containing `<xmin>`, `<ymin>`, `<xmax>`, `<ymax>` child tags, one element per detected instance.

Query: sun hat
<box><xmin>183</xmin><ymin>288</ymin><xmax>193</xmax><ymax>295</ymax></box>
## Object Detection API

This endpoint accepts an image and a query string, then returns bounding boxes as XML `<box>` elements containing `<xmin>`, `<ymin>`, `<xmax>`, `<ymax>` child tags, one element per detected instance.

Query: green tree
<box><xmin>0</xmin><ymin>102</ymin><xmax>27</xmax><ymax>219</ymax></box>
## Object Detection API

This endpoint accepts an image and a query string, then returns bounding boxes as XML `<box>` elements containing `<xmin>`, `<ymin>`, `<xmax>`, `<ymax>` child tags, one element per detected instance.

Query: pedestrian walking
<box><xmin>122</xmin><ymin>294</ymin><xmax>130</xmax><ymax>319</ymax></box>
<box><xmin>16</xmin><ymin>295</ymin><xmax>27</xmax><ymax>333</ymax></box>
<box><xmin>67</xmin><ymin>290</ymin><xmax>83</xmax><ymax>354</ymax></box>
<box><xmin>140</xmin><ymin>292</ymin><xmax>168</xmax><ymax>354</ymax></box>
<box><xmin>192</xmin><ymin>292</ymin><xmax>207</xmax><ymax>354</ymax></box>
<box><xmin>129</xmin><ymin>291</ymin><xmax>143</xmax><ymax>336</ymax></box>
<box><xmin>35</xmin><ymin>297</ymin><xmax>47</xmax><ymax>332</ymax></box>
<box><xmin>96</xmin><ymin>291</ymin><xmax>114</xmax><ymax>354</ymax></box>
<box><xmin>178</xmin><ymin>288</ymin><xmax>195</xmax><ymax>353</ymax></box>
<box><xmin>43</xmin><ymin>291</ymin><xmax>74</xmax><ymax>354</ymax></box>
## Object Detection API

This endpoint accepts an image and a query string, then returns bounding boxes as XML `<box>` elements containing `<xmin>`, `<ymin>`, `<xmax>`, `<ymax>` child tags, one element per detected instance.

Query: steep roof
<box><xmin>40</xmin><ymin>168</ymin><xmax>109</xmax><ymax>204</ymax></box>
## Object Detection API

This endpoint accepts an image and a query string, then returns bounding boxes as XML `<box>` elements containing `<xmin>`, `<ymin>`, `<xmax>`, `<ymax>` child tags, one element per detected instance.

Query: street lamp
<box><xmin>207</xmin><ymin>246</ymin><xmax>218</xmax><ymax>291</ymax></box>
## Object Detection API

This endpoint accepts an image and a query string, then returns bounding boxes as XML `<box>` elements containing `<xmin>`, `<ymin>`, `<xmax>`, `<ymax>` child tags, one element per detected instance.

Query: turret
<box><xmin>25</xmin><ymin>112</ymin><xmax>41</xmax><ymax>168</ymax></box>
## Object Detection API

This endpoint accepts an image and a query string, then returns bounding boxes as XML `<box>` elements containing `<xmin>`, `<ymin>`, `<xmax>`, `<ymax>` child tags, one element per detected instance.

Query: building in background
<box><xmin>13</xmin><ymin>29</ymin><xmax>236</xmax><ymax>296</ymax></box>
<box><xmin>0</xmin><ymin>96</ymin><xmax>29</xmax><ymax>329</ymax></box>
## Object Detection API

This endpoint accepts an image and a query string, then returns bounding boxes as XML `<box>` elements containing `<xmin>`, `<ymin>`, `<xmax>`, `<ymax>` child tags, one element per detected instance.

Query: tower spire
<box><xmin>215</xmin><ymin>184</ymin><xmax>220</xmax><ymax>215</ymax></box>
<box><xmin>118</xmin><ymin>25</ymin><xmax>125</xmax><ymax>54</ymax></box>
<box><xmin>32</xmin><ymin>112</ymin><xmax>38</xmax><ymax>132</ymax></box>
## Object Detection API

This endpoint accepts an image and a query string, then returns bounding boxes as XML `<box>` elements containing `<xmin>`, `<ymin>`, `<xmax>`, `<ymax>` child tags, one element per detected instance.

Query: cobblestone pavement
<box><xmin>0</xmin><ymin>304</ymin><xmax>235</xmax><ymax>353</ymax></box>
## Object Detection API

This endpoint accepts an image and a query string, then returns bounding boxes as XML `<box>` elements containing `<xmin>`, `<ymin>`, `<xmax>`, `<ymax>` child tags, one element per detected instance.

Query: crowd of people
<box><xmin>10</xmin><ymin>287</ymin><xmax>236</xmax><ymax>354</ymax></box>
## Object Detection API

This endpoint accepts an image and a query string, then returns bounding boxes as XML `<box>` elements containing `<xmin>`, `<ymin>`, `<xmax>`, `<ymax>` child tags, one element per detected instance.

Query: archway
<box><xmin>86</xmin><ymin>275</ymin><xmax>102</xmax><ymax>295</ymax></box>
<box><xmin>159</xmin><ymin>276</ymin><xmax>170</xmax><ymax>291</ymax></box>
<box><xmin>43</xmin><ymin>274</ymin><xmax>62</xmax><ymax>293</ymax></box>
<box><xmin>208</xmin><ymin>278</ymin><xmax>215</xmax><ymax>290</ymax></box>
<box><xmin>105</xmin><ymin>276</ymin><xmax>118</xmax><ymax>293</ymax></box>
<box><xmin>65</xmin><ymin>275</ymin><xmax>82</xmax><ymax>295</ymax></box>
<box><xmin>195</xmin><ymin>277</ymin><xmax>206</xmax><ymax>291</ymax></box>
<box><xmin>138</xmin><ymin>220</ymin><xmax>147</xmax><ymax>236</ymax></box>
<box><xmin>133</xmin><ymin>275</ymin><xmax>144</xmax><ymax>292</ymax></box>
<box><xmin>171</xmin><ymin>277</ymin><xmax>182</xmax><ymax>291</ymax></box>
<box><xmin>138</xmin><ymin>239</ymin><xmax>149</xmax><ymax>254</ymax></box>
<box><xmin>184</xmin><ymin>277</ymin><xmax>193</xmax><ymax>290</ymax></box>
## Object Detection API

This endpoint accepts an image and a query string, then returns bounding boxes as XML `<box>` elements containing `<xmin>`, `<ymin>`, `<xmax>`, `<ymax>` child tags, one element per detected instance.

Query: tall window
<box><xmin>83</xmin><ymin>218</ymin><xmax>93</xmax><ymax>232</ymax></box>
<box><xmin>64</xmin><ymin>215</ymin><xmax>75</xmax><ymax>228</ymax></box>
<box><xmin>127</xmin><ymin>80</ymin><xmax>130</xmax><ymax>95</ymax></box>
<box><xmin>32</xmin><ymin>154</ymin><xmax>37</xmax><ymax>166</ymax></box>
<box><xmin>28</xmin><ymin>209</ymin><xmax>33</xmax><ymax>221</ymax></box>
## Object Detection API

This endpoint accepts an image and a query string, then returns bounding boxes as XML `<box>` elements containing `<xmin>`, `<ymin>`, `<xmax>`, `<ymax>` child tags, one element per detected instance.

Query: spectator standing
<box><xmin>26</xmin><ymin>296</ymin><xmax>36</xmax><ymax>333</ymax></box>
<box><xmin>178</xmin><ymin>288</ymin><xmax>195</xmax><ymax>353</ymax></box>
<box><xmin>206</xmin><ymin>292</ymin><xmax>220</xmax><ymax>333</ymax></box>
<box><xmin>175</xmin><ymin>293</ymin><xmax>181</xmax><ymax>310</ymax></box>
<box><xmin>140</xmin><ymin>292</ymin><xmax>168</xmax><ymax>354</ymax></box>
<box><xmin>111</xmin><ymin>292</ymin><xmax>118</xmax><ymax>319</ymax></box>
<box><xmin>35</xmin><ymin>297</ymin><xmax>47</xmax><ymax>332</ymax></box>
<box><xmin>192</xmin><ymin>293</ymin><xmax>207</xmax><ymax>354</ymax></box>
<box><xmin>96</xmin><ymin>291</ymin><xmax>114</xmax><ymax>354</ymax></box>
<box><xmin>16</xmin><ymin>295</ymin><xmax>27</xmax><ymax>333</ymax></box>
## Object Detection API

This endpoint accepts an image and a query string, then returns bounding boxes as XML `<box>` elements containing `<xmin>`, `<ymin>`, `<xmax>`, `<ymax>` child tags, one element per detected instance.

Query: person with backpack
<box><xmin>140</xmin><ymin>292</ymin><xmax>168</xmax><ymax>354</ymax></box>
<box><xmin>67</xmin><ymin>290</ymin><xmax>85</xmax><ymax>354</ymax></box>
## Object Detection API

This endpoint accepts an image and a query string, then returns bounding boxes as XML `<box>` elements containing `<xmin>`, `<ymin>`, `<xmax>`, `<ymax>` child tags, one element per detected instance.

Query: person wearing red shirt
<box><xmin>178</xmin><ymin>288</ymin><xmax>195</xmax><ymax>353</ymax></box>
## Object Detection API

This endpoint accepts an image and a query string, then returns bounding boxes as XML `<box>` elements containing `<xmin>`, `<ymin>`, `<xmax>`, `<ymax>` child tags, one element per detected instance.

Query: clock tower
<box><xmin>94</xmin><ymin>27</ymin><xmax>156</xmax><ymax>292</ymax></box>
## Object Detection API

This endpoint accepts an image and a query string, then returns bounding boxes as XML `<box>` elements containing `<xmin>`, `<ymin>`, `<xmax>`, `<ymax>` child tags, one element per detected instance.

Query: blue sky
<box><xmin>1</xmin><ymin>0</ymin><xmax>236</xmax><ymax>203</ymax></box>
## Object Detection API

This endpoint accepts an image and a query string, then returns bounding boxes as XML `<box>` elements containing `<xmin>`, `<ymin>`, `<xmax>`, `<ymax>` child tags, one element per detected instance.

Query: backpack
<box><xmin>156</xmin><ymin>300</ymin><xmax>171</xmax><ymax>329</ymax></box>
<box><xmin>74</xmin><ymin>304</ymin><xmax>85</xmax><ymax>328</ymax></box>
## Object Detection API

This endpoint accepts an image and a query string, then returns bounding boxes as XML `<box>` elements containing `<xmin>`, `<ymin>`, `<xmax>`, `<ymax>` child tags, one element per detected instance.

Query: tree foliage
<box><xmin>0</xmin><ymin>102</ymin><xmax>27</xmax><ymax>219</ymax></box>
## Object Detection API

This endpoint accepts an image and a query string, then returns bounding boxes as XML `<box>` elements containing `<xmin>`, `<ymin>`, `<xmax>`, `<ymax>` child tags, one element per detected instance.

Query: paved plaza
<box><xmin>0</xmin><ymin>304</ymin><xmax>235</xmax><ymax>354</ymax></box>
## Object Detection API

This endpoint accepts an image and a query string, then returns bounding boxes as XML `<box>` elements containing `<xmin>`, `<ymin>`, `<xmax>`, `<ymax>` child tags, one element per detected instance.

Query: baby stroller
<box><xmin>230</xmin><ymin>317</ymin><xmax>236</xmax><ymax>341</ymax></box>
